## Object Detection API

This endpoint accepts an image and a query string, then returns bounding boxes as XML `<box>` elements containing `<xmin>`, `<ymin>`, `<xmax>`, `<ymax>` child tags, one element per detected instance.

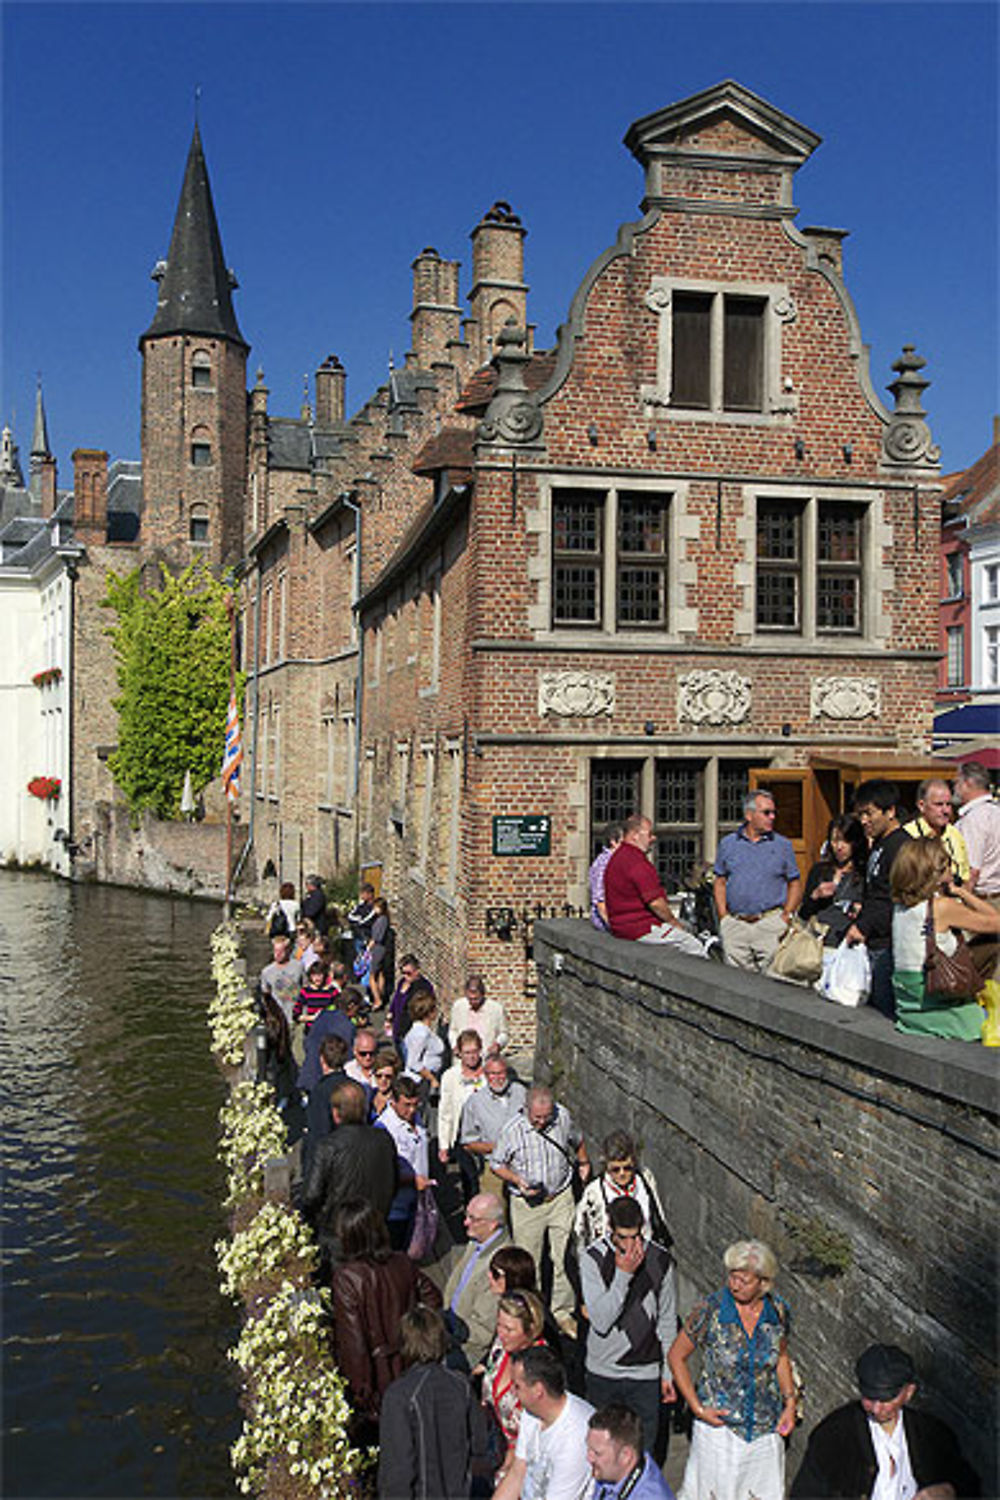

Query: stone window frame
<box><xmin>416</xmin><ymin>742</ymin><xmax>436</xmax><ymax>875</ymax></box>
<box><xmin>276</xmin><ymin>569</ymin><xmax>288</xmax><ymax>660</ymax></box>
<box><xmin>589</xmin><ymin>752</ymin><xmax>755</xmax><ymax>889</ymax></box>
<box><xmin>530</xmin><ymin>474</ymin><xmax>696</xmax><ymax>641</ymax></box>
<box><xmin>736</xmin><ymin>485</ymin><xmax>884</xmax><ymax>647</ymax></box>
<box><xmin>191</xmin><ymin>349</ymin><xmax>213</xmax><ymax>389</ymax></box>
<box><xmin>418</xmin><ymin>562</ymin><xmax>442</xmax><ymax>698</ymax></box>
<box><xmin>442</xmin><ymin>740</ymin><xmax>462</xmax><ymax>903</ymax></box>
<box><xmin>190</xmin><ymin>424</ymin><xmax>213</xmax><ymax>467</ymax></box>
<box><xmin>189</xmin><ymin>503</ymin><xmax>209</xmax><ymax>546</ymax></box>
<box><xmin>642</xmin><ymin>275</ymin><xmax>797</xmax><ymax>423</ymax></box>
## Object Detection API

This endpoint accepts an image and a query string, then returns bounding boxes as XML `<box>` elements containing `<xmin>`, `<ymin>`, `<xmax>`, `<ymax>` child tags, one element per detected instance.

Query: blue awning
<box><xmin>934</xmin><ymin>702</ymin><xmax>1000</xmax><ymax>736</ymax></box>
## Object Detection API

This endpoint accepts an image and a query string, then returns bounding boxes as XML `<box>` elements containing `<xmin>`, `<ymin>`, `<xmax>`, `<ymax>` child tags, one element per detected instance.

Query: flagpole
<box><xmin>225</xmin><ymin>593</ymin><xmax>236</xmax><ymax>917</ymax></box>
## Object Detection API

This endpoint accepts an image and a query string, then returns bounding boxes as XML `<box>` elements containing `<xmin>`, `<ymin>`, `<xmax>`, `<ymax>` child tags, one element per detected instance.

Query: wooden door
<box><xmin>748</xmin><ymin>767</ymin><xmax>828</xmax><ymax>874</ymax></box>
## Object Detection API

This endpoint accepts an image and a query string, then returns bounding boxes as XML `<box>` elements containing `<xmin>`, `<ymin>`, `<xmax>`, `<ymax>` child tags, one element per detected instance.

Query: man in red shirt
<box><xmin>605</xmin><ymin>815</ymin><xmax>707</xmax><ymax>956</ymax></box>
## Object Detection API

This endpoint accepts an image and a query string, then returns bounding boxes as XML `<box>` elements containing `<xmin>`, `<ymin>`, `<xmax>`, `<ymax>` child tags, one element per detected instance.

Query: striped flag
<box><xmin>221</xmin><ymin>690</ymin><xmax>242</xmax><ymax>802</ymax></box>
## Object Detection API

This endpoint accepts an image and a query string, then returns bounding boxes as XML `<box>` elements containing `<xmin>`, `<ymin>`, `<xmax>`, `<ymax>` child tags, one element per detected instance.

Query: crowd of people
<box><xmin>591</xmin><ymin>764</ymin><xmax>1000</xmax><ymax>1041</ymax></box>
<box><xmin>253</xmin><ymin>869</ymin><xmax>984</xmax><ymax>1498</ymax></box>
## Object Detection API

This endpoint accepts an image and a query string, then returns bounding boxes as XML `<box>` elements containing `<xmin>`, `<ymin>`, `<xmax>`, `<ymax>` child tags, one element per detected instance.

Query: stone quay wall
<box><xmin>533</xmin><ymin>920</ymin><xmax>998</xmax><ymax>1492</ymax></box>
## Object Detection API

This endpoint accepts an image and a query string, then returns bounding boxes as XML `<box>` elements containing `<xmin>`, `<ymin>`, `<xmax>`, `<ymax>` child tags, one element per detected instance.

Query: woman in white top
<box><xmin>890</xmin><ymin>835</ymin><xmax>998</xmax><ymax>1041</ymax></box>
<box><xmin>403</xmin><ymin>989</ymin><xmax>446</xmax><ymax>1099</ymax></box>
<box><xmin>574</xmin><ymin>1129</ymin><xmax>670</xmax><ymax>1250</ymax></box>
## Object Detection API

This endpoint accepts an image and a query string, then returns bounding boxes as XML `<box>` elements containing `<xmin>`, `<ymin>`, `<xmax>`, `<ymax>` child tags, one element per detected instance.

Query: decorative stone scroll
<box><xmin>477</xmin><ymin>319</ymin><xmax>544</xmax><ymax>447</ymax></box>
<box><xmin>539</xmin><ymin>671</ymin><xmax>615</xmax><ymax>718</ymax></box>
<box><xmin>810</xmin><ymin>677</ymin><xmax>880</xmax><ymax>721</ymax></box>
<box><xmin>881</xmin><ymin>345</ymin><xmax>940</xmax><ymax>467</ymax></box>
<box><xmin>677</xmin><ymin>669</ymin><xmax>751</xmax><ymax>726</ymax></box>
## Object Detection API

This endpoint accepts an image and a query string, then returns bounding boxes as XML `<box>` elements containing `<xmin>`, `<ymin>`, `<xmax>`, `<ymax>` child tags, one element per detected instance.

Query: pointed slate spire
<box><xmin>31</xmin><ymin>381</ymin><xmax>51</xmax><ymax>459</ymax></box>
<box><xmin>141</xmin><ymin>124</ymin><xmax>247</xmax><ymax>348</ymax></box>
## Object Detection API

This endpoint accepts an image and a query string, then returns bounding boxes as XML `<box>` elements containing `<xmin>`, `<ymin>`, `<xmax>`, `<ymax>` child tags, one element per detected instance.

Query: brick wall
<box><xmin>534</xmin><ymin>919</ymin><xmax>998</xmax><ymax>1493</ymax></box>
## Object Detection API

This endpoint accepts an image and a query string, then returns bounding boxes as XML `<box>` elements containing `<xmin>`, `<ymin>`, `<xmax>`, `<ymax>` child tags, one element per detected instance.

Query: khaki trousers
<box><xmin>721</xmin><ymin>909</ymin><xmax>786</xmax><ymax>972</ymax></box>
<box><xmin>510</xmin><ymin>1186</ymin><xmax>576</xmax><ymax>1320</ymax></box>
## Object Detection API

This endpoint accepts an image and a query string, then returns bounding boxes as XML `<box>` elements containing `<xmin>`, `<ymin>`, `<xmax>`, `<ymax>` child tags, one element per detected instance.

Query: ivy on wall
<box><xmin>103</xmin><ymin>562</ymin><xmax>241</xmax><ymax>819</ymax></box>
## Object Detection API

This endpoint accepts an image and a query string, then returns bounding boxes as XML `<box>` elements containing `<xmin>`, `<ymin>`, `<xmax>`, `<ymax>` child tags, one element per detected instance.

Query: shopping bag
<box><xmin>820</xmin><ymin>937</ymin><xmax>871</xmax><ymax>1007</ymax></box>
<box><xmin>407</xmin><ymin>1188</ymin><xmax>439</xmax><ymax>1262</ymax></box>
<box><xmin>769</xmin><ymin>916</ymin><xmax>826</xmax><ymax>983</ymax></box>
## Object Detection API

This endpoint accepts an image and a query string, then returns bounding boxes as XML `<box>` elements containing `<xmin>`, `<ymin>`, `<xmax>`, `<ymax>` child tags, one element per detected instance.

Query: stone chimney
<box><xmin>315</xmin><ymin>354</ymin><xmax>346</xmax><ymax>426</ymax></box>
<box><xmin>40</xmin><ymin>454</ymin><xmax>58</xmax><ymax>519</ymax></box>
<box><xmin>468</xmin><ymin>202</ymin><xmax>529</xmax><ymax>366</ymax></box>
<box><xmin>410</xmin><ymin>248</ymin><xmax>462</xmax><ymax>368</ymax></box>
<box><xmin>72</xmin><ymin>449</ymin><xmax>109</xmax><ymax>538</ymax></box>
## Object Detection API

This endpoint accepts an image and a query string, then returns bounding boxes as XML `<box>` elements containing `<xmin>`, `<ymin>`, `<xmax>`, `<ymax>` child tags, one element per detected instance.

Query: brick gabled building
<box><xmin>336</xmin><ymin>80</ymin><xmax>946</xmax><ymax>1033</ymax></box>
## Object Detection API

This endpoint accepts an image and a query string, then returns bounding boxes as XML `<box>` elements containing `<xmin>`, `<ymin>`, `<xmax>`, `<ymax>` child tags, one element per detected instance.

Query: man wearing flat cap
<box><xmin>791</xmin><ymin>1344</ymin><xmax>979</xmax><ymax>1499</ymax></box>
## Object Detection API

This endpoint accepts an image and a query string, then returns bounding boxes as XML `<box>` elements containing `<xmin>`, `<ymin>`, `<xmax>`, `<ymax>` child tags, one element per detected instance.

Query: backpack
<box><xmin>268</xmin><ymin>904</ymin><xmax>290</xmax><ymax>939</ymax></box>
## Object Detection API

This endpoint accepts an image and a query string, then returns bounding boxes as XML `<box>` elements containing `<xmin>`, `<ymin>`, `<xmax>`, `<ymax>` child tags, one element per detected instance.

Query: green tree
<box><xmin>103</xmin><ymin>562</ymin><xmax>241</xmax><ymax>819</ymax></box>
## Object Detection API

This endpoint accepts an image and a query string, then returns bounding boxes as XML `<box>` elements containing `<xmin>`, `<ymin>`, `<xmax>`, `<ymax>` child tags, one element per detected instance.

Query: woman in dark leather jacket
<box><xmin>331</xmin><ymin>1199</ymin><xmax>442</xmax><ymax>1439</ymax></box>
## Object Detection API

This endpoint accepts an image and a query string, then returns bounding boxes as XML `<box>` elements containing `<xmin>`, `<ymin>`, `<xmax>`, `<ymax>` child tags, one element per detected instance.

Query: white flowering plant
<box><xmin>217</xmin><ymin>1199</ymin><xmax>318</xmax><ymax>1302</ymax></box>
<box><xmin>219</xmin><ymin>1081</ymin><xmax>289</xmax><ymax>1206</ymax></box>
<box><xmin>209</xmin><ymin>920</ymin><xmax>258</xmax><ymax>1064</ymax></box>
<box><xmin>229</xmin><ymin>1281</ymin><xmax>371</xmax><ymax>1497</ymax></box>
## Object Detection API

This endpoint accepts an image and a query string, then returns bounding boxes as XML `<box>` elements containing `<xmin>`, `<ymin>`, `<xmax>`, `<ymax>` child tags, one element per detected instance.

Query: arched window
<box><xmin>189</xmin><ymin>503</ymin><xmax>209</xmax><ymax>544</ymax></box>
<box><xmin>190</xmin><ymin>423</ymin><xmax>212</xmax><ymax>467</ymax></box>
<box><xmin>191</xmin><ymin>350</ymin><xmax>212</xmax><ymax>388</ymax></box>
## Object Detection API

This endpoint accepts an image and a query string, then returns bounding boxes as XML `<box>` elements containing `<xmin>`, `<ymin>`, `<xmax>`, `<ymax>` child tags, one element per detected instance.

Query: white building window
<box><xmin>946</xmin><ymin>625</ymin><xmax>965</xmax><ymax>688</ymax></box>
<box><xmin>984</xmin><ymin>562</ymin><xmax>1000</xmax><ymax>604</ymax></box>
<box><xmin>986</xmin><ymin>625</ymin><xmax>1000</xmax><ymax>688</ymax></box>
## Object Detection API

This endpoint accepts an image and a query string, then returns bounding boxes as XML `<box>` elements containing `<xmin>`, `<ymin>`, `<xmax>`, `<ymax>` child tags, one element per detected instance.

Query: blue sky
<box><xmin>2</xmin><ymin>2</ymin><xmax>997</xmax><ymax>480</ymax></box>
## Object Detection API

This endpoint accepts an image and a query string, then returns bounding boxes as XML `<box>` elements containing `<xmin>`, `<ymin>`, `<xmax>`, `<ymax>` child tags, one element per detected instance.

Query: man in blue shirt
<box><xmin>713</xmin><ymin>789</ymin><xmax>801</xmax><ymax>971</ymax></box>
<box><xmin>587</xmin><ymin>1403</ymin><xmax>676</xmax><ymax>1499</ymax></box>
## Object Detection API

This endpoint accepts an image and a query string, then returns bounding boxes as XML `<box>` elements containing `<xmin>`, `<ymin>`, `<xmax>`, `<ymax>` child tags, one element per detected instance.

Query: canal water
<box><xmin>1</xmin><ymin>872</ymin><xmax>239</xmax><ymax>1498</ymax></box>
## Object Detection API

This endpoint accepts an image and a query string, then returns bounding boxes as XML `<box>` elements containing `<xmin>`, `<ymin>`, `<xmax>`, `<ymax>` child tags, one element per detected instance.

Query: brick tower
<box><xmin>139</xmin><ymin>125</ymin><xmax>248</xmax><ymax>571</ymax></box>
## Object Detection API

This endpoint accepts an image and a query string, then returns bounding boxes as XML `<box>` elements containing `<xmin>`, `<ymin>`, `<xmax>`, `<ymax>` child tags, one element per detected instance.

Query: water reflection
<box><xmin>1</xmin><ymin>873</ymin><xmax>238</xmax><ymax>1498</ymax></box>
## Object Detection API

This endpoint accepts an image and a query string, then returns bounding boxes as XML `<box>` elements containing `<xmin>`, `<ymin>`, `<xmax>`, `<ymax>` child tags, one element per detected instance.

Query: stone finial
<box><xmin>477</xmin><ymin>319</ymin><xmax>543</xmax><ymax>447</ymax></box>
<box><xmin>882</xmin><ymin>345</ymin><xmax>940</xmax><ymax>467</ymax></box>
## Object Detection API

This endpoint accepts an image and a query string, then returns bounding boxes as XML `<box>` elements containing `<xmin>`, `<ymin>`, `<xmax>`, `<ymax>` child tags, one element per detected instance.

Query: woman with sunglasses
<box><xmin>479</xmin><ymin>1289</ymin><xmax>548</xmax><ymax>1483</ymax></box>
<box><xmin>369</xmin><ymin>1047</ymin><xmax>401</xmax><ymax>1118</ymax></box>
<box><xmin>574</xmin><ymin>1130</ymin><xmax>670</xmax><ymax>1251</ymax></box>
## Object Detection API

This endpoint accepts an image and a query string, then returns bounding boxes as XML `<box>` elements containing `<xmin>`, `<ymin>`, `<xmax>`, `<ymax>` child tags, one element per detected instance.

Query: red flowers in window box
<box><xmin>27</xmin><ymin>776</ymin><xmax>61</xmax><ymax>801</ymax></box>
<box><xmin>32</xmin><ymin>667</ymin><xmax>63</xmax><ymax>687</ymax></box>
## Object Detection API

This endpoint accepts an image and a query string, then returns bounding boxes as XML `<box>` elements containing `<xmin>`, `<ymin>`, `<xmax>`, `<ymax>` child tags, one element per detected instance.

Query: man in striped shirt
<box><xmin>491</xmin><ymin>1085</ymin><xmax>591</xmax><ymax>1338</ymax></box>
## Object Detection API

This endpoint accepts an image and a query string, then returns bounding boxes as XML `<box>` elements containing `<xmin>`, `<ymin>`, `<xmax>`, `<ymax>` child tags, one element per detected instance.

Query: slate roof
<box><xmin>268</xmin><ymin>418</ymin><xmax>346</xmax><ymax>472</ymax></box>
<box><xmin>142</xmin><ymin>125</ymin><xmax>247</xmax><ymax>348</ymax></box>
<box><xmin>941</xmin><ymin>440</ymin><xmax>999</xmax><ymax>527</ymax></box>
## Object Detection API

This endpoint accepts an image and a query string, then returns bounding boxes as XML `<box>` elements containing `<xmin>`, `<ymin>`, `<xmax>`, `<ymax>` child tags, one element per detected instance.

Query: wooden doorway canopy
<box><xmin>749</xmin><ymin>749</ymin><xmax>958</xmax><ymax>874</ymax></box>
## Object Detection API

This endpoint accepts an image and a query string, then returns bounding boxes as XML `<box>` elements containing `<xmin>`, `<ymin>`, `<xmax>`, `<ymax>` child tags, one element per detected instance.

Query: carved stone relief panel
<box><xmin>539</xmin><ymin>671</ymin><xmax>615</xmax><ymax>718</ymax></box>
<box><xmin>810</xmin><ymin>677</ymin><xmax>880</xmax><ymax>720</ymax></box>
<box><xmin>677</xmin><ymin>669</ymin><xmax>751</xmax><ymax>725</ymax></box>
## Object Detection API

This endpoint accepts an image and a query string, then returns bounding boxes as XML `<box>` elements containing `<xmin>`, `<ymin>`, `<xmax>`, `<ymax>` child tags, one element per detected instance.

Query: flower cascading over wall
<box><xmin>208</xmin><ymin>920</ymin><xmax>372</xmax><ymax>1498</ymax></box>
<box><xmin>32</xmin><ymin>667</ymin><xmax>63</xmax><ymax>688</ymax></box>
<box><xmin>27</xmin><ymin>776</ymin><xmax>61</xmax><ymax>801</ymax></box>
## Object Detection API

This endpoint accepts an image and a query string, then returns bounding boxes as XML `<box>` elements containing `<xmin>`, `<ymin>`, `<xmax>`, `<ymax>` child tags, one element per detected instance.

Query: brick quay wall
<box><xmin>533</xmin><ymin>920</ymin><xmax>998</xmax><ymax>1491</ymax></box>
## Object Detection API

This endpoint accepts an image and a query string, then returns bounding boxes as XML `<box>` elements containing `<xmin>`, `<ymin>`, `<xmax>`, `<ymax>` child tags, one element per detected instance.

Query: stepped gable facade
<box><xmin>39</xmin><ymin>86</ymin><xmax>944</xmax><ymax>1028</ymax></box>
<box><xmin>330</xmin><ymin>81</ymin><xmax>943</xmax><ymax>1031</ymax></box>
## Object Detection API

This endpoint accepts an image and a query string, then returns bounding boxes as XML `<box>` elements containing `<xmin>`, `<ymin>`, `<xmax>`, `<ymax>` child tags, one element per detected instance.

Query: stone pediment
<box><xmin>625</xmin><ymin>80</ymin><xmax>821</xmax><ymax>168</ymax></box>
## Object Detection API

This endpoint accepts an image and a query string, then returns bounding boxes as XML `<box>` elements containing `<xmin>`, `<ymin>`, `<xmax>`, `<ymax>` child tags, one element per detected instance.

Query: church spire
<box><xmin>31</xmin><ymin>380</ymin><xmax>51</xmax><ymax>460</ymax></box>
<box><xmin>141</xmin><ymin>124</ymin><xmax>247</xmax><ymax>348</ymax></box>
